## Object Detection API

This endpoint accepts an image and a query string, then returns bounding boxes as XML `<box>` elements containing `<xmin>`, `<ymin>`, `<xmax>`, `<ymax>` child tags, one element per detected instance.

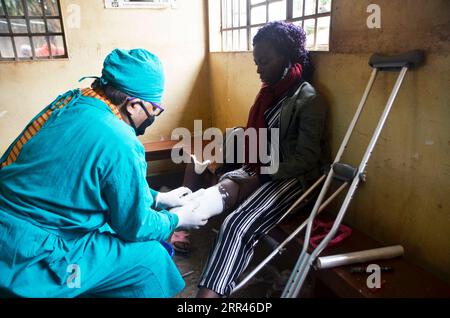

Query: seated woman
<box><xmin>182</xmin><ymin>21</ymin><xmax>330</xmax><ymax>298</ymax></box>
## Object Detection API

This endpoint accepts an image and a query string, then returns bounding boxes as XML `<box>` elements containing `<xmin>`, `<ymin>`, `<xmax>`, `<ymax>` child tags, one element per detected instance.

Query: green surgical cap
<box><xmin>100</xmin><ymin>48</ymin><xmax>165</xmax><ymax>104</ymax></box>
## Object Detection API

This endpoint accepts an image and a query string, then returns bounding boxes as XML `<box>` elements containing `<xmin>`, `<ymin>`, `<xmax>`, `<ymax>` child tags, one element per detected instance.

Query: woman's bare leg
<box><xmin>196</xmin><ymin>287</ymin><xmax>222</xmax><ymax>298</ymax></box>
<box><xmin>217</xmin><ymin>176</ymin><xmax>260</xmax><ymax>212</ymax></box>
<box><xmin>182</xmin><ymin>161</ymin><xmax>215</xmax><ymax>191</ymax></box>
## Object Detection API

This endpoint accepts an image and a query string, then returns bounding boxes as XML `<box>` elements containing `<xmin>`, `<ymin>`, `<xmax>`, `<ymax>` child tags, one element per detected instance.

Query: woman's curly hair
<box><xmin>253</xmin><ymin>21</ymin><xmax>314</xmax><ymax>81</ymax></box>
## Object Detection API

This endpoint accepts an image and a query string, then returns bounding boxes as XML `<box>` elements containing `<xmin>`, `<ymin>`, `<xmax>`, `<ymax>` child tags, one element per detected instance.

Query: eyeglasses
<box><xmin>127</xmin><ymin>97</ymin><xmax>165</xmax><ymax>117</ymax></box>
<box><xmin>149</xmin><ymin>101</ymin><xmax>165</xmax><ymax>117</ymax></box>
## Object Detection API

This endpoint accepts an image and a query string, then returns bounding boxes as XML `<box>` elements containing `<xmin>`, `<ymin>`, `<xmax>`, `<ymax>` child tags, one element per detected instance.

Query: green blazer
<box><xmin>272</xmin><ymin>81</ymin><xmax>330</xmax><ymax>183</ymax></box>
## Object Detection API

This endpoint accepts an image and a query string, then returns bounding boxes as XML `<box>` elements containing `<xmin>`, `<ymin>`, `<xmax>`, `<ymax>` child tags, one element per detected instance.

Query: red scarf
<box><xmin>245</xmin><ymin>63</ymin><xmax>303</xmax><ymax>173</ymax></box>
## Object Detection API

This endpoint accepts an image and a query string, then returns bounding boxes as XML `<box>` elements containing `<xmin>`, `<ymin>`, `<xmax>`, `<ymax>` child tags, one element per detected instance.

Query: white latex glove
<box><xmin>155</xmin><ymin>187</ymin><xmax>192</xmax><ymax>209</ymax></box>
<box><xmin>179</xmin><ymin>188</ymin><xmax>206</xmax><ymax>205</ymax></box>
<box><xmin>191</xmin><ymin>154</ymin><xmax>211</xmax><ymax>174</ymax></box>
<box><xmin>170</xmin><ymin>201</ymin><xmax>207</xmax><ymax>230</ymax></box>
<box><xmin>191</xmin><ymin>186</ymin><xmax>224</xmax><ymax>220</ymax></box>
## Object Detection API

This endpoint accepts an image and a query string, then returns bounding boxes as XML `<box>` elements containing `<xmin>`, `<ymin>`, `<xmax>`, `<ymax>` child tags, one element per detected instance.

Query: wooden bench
<box><xmin>141</xmin><ymin>140</ymin><xmax>186</xmax><ymax>189</ymax></box>
<box><xmin>143</xmin><ymin>140</ymin><xmax>184</xmax><ymax>162</ymax></box>
<box><xmin>142</xmin><ymin>138</ymin><xmax>209</xmax><ymax>162</ymax></box>
<box><xmin>142</xmin><ymin>139</ymin><xmax>212</xmax><ymax>188</ymax></box>
<box><xmin>276</xmin><ymin>214</ymin><xmax>450</xmax><ymax>298</ymax></box>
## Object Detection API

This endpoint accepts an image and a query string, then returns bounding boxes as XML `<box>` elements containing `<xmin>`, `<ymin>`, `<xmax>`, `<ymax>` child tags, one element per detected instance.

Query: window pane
<box><xmin>239</xmin><ymin>28</ymin><xmax>247</xmax><ymax>51</ymax></box>
<box><xmin>318</xmin><ymin>0</ymin><xmax>331</xmax><ymax>13</ymax></box>
<box><xmin>304</xmin><ymin>0</ymin><xmax>316</xmax><ymax>15</ymax></box>
<box><xmin>239</xmin><ymin>0</ymin><xmax>246</xmax><ymax>27</ymax></box>
<box><xmin>292</xmin><ymin>0</ymin><xmax>303</xmax><ymax>18</ymax></box>
<box><xmin>44</xmin><ymin>0</ymin><xmax>59</xmax><ymax>16</ymax></box>
<box><xmin>14</xmin><ymin>36</ymin><xmax>32</xmax><ymax>58</ymax></box>
<box><xmin>226</xmin><ymin>0</ymin><xmax>232</xmax><ymax>28</ymax></box>
<box><xmin>33</xmin><ymin>35</ymin><xmax>64</xmax><ymax>57</ymax></box>
<box><xmin>227</xmin><ymin>30</ymin><xmax>233</xmax><ymax>51</ymax></box>
<box><xmin>232</xmin><ymin>0</ymin><xmax>239</xmax><ymax>27</ymax></box>
<box><xmin>51</xmin><ymin>35</ymin><xmax>64</xmax><ymax>56</ymax></box>
<box><xmin>0</xmin><ymin>37</ymin><xmax>15</xmax><ymax>58</ymax></box>
<box><xmin>251</xmin><ymin>5</ymin><xmax>266</xmax><ymax>24</ymax></box>
<box><xmin>316</xmin><ymin>16</ymin><xmax>330</xmax><ymax>50</ymax></box>
<box><xmin>268</xmin><ymin>0</ymin><xmax>286</xmax><ymax>22</ymax></box>
<box><xmin>304</xmin><ymin>18</ymin><xmax>315</xmax><ymax>49</ymax></box>
<box><xmin>0</xmin><ymin>18</ymin><xmax>9</xmax><ymax>32</ymax></box>
<box><xmin>250</xmin><ymin>26</ymin><xmax>261</xmax><ymax>44</ymax></box>
<box><xmin>251</xmin><ymin>0</ymin><xmax>265</xmax><ymax>4</ymax></box>
<box><xmin>33</xmin><ymin>35</ymin><xmax>48</xmax><ymax>56</ymax></box>
<box><xmin>47</xmin><ymin>18</ymin><xmax>61</xmax><ymax>32</ymax></box>
<box><xmin>30</xmin><ymin>19</ymin><xmax>45</xmax><ymax>33</ymax></box>
<box><xmin>221</xmin><ymin>0</ymin><xmax>227</xmax><ymax>29</ymax></box>
<box><xmin>232</xmin><ymin>29</ymin><xmax>239</xmax><ymax>50</ymax></box>
<box><xmin>5</xmin><ymin>0</ymin><xmax>24</xmax><ymax>16</ymax></box>
<box><xmin>222</xmin><ymin>29</ymin><xmax>227</xmax><ymax>50</ymax></box>
<box><xmin>26</xmin><ymin>0</ymin><xmax>44</xmax><ymax>16</ymax></box>
<box><xmin>293</xmin><ymin>20</ymin><xmax>303</xmax><ymax>29</ymax></box>
<box><xmin>10</xmin><ymin>19</ymin><xmax>28</xmax><ymax>33</ymax></box>
<box><xmin>223</xmin><ymin>30</ymin><xmax>232</xmax><ymax>51</ymax></box>
<box><xmin>0</xmin><ymin>4</ymin><xmax>5</xmax><ymax>15</ymax></box>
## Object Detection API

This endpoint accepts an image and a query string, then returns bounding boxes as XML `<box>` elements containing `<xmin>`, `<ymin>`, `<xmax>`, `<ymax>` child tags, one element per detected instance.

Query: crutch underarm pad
<box><xmin>369</xmin><ymin>50</ymin><xmax>425</xmax><ymax>70</ymax></box>
<box><xmin>332</xmin><ymin>163</ymin><xmax>358</xmax><ymax>182</ymax></box>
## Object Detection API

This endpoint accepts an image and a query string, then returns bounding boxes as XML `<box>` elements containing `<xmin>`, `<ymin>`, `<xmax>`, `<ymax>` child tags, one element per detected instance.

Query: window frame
<box><xmin>220</xmin><ymin>0</ymin><xmax>332</xmax><ymax>52</ymax></box>
<box><xmin>0</xmin><ymin>0</ymin><xmax>68</xmax><ymax>61</ymax></box>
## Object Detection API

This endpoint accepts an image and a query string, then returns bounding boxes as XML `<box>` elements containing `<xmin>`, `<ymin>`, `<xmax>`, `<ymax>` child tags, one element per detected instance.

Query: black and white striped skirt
<box><xmin>198</xmin><ymin>176</ymin><xmax>305</xmax><ymax>296</ymax></box>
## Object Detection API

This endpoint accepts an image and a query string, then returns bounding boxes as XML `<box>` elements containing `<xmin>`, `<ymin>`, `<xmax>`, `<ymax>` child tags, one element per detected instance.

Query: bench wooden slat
<box><xmin>143</xmin><ymin>139</ymin><xmax>210</xmax><ymax>162</ymax></box>
<box><xmin>143</xmin><ymin>140</ymin><xmax>183</xmax><ymax>161</ymax></box>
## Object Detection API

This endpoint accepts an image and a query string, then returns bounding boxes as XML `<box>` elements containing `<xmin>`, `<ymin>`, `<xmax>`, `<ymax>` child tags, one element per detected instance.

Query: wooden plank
<box><xmin>143</xmin><ymin>140</ymin><xmax>183</xmax><ymax>161</ymax></box>
<box><xmin>143</xmin><ymin>138</ymin><xmax>211</xmax><ymax>162</ymax></box>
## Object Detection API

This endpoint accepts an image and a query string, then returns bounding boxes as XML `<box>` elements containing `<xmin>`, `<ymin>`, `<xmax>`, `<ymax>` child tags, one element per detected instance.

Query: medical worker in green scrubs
<box><xmin>0</xmin><ymin>48</ymin><xmax>205</xmax><ymax>297</ymax></box>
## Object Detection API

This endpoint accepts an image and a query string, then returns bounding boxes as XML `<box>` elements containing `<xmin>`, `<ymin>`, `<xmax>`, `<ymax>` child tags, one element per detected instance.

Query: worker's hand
<box><xmin>170</xmin><ymin>201</ymin><xmax>207</xmax><ymax>230</ymax></box>
<box><xmin>155</xmin><ymin>187</ymin><xmax>192</xmax><ymax>209</ymax></box>
<box><xmin>190</xmin><ymin>186</ymin><xmax>224</xmax><ymax>220</ymax></box>
<box><xmin>179</xmin><ymin>188</ymin><xmax>206</xmax><ymax>205</ymax></box>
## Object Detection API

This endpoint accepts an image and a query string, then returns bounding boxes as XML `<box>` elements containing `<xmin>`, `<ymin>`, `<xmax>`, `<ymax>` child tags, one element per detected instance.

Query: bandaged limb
<box><xmin>218</xmin><ymin>174</ymin><xmax>261</xmax><ymax>211</ymax></box>
<box><xmin>155</xmin><ymin>186</ymin><xmax>192</xmax><ymax>209</ymax></box>
<box><xmin>180</xmin><ymin>172</ymin><xmax>261</xmax><ymax>220</ymax></box>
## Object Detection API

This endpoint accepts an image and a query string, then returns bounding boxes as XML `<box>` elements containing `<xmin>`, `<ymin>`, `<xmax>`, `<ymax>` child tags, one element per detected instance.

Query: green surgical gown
<box><xmin>0</xmin><ymin>93</ymin><xmax>184</xmax><ymax>297</ymax></box>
